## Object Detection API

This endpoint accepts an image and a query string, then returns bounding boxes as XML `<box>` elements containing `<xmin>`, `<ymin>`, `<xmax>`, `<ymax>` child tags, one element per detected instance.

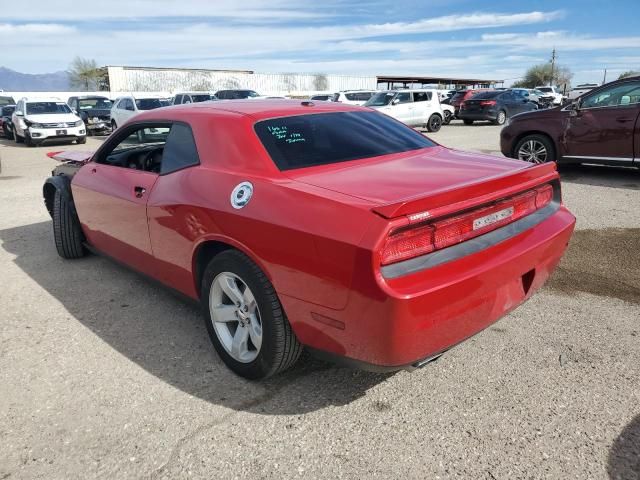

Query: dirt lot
<box><xmin>1</xmin><ymin>122</ymin><xmax>639</xmax><ymax>479</ymax></box>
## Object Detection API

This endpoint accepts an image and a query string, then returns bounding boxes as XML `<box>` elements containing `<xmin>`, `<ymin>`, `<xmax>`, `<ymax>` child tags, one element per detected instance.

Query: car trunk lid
<box><xmin>286</xmin><ymin>146</ymin><xmax>558</xmax><ymax>219</ymax></box>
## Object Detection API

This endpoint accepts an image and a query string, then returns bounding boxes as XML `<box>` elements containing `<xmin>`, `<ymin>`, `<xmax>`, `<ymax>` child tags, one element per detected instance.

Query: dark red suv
<box><xmin>501</xmin><ymin>76</ymin><xmax>640</xmax><ymax>166</ymax></box>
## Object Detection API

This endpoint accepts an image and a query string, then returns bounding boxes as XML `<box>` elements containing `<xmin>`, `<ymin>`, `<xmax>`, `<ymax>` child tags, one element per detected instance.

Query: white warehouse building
<box><xmin>101</xmin><ymin>66</ymin><xmax>378</xmax><ymax>96</ymax></box>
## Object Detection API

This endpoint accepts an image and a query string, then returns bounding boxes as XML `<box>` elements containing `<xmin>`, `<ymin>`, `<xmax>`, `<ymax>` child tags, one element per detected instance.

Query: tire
<box><xmin>24</xmin><ymin>133</ymin><xmax>35</xmax><ymax>147</ymax></box>
<box><xmin>513</xmin><ymin>134</ymin><xmax>556</xmax><ymax>164</ymax></box>
<box><xmin>426</xmin><ymin>114</ymin><xmax>442</xmax><ymax>132</ymax></box>
<box><xmin>201</xmin><ymin>250</ymin><xmax>302</xmax><ymax>379</ymax></box>
<box><xmin>463</xmin><ymin>119</ymin><xmax>474</xmax><ymax>125</ymax></box>
<box><xmin>493</xmin><ymin>110</ymin><xmax>507</xmax><ymax>126</ymax></box>
<box><xmin>443</xmin><ymin>110</ymin><xmax>452</xmax><ymax>125</ymax></box>
<box><xmin>77</xmin><ymin>136</ymin><xmax>87</xmax><ymax>144</ymax></box>
<box><xmin>3</xmin><ymin>125</ymin><xmax>14</xmax><ymax>140</ymax></box>
<box><xmin>52</xmin><ymin>189</ymin><xmax>86</xmax><ymax>259</ymax></box>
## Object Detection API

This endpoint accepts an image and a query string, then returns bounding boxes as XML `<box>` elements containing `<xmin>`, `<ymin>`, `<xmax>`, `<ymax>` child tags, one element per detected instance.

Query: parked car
<box><xmin>310</xmin><ymin>94</ymin><xmax>331</xmax><ymax>101</ymax></box>
<box><xmin>67</xmin><ymin>96</ymin><xmax>113</xmax><ymax>135</ymax></box>
<box><xmin>215</xmin><ymin>89</ymin><xmax>262</xmax><ymax>100</ymax></box>
<box><xmin>42</xmin><ymin>99</ymin><xmax>575</xmax><ymax>379</ymax></box>
<box><xmin>568</xmin><ymin>83</ymin><xmax>599</xmax><ymax>100</ymax></box>
<box><xmin>110</xmin><ymin>95</ymin><xmax>165</xmax><ymax>129</ymax></box>
<box><xmin>0</xmin><ymin>105</ymin><xmax>15</xmax><ymax>139</ymax></box>
<box><xmin>449</xmin><ymin>89</ymin><xmax>492</xmax><ymax>117</ymax></box>
<box><xmin>331</xmin><ymin>90</ymin><xmax>377</xmax><ymax>105</ymax></box>
<box><xmin>0</xmin><ymin>95</ymin><xmax>16</xmax><ymax>107</ymax></box>
<box><xmin>11</xmin><ymin>97</ymin><xmax>85</xmax><ymax>147</ymax></box>
<box><xmin>510</xmin><ymin>88</ymin><xmax>543</xmax><ymax>106</ymax></box>
<box><xmin>364</xmin><ymin>89</ymin><xmax>448</xmax><ymax>131</ymax></box>
<box><xmin>172</xmin><ymin>92</ymin><xmax>216</xmax><ymax>105</ymax></box>
<box><xmin>501</xmin><ymin>76</ymin><xmax>640</xmax><ymax>165</ymax></box>
<box><xmin>458</xmin><ymin>90</ymin><xmax>537</xmax><ymax>125</ymax></box>
<box><xmin>534</xmin><ymin>86</ymin><xmax>565</xmax><ymax>105</ymax></box>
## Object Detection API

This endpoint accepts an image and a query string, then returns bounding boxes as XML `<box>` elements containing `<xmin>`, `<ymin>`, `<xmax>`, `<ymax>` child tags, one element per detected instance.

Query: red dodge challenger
<box><xmin>43</xmin><ymin>100</ymin><xmax>575</xmax><ymax>379</ymax></box>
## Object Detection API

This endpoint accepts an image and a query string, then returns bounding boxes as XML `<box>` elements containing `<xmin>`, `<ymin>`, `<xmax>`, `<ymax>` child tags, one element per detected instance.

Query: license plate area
<box><xmin>473</xmin><ymin>206</ymin><xmax>514</xmax><ymax>230</ymax></box>
<box><xmin>56</xmin><ymin>129</ymin><xmax>67</xmax><ymax>136</ymax></box>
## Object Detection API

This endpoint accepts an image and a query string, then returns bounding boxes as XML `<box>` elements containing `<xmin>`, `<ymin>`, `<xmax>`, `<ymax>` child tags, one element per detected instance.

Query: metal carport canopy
<box><xmin>376</xmin><ymin>75</ymin><xmax>504</xmax><ymax>89</ymax></box>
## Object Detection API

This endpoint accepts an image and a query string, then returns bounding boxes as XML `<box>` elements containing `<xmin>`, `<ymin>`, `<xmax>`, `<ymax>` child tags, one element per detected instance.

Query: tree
<box><xmin>618</xmin><ymin>70</ymin><xmax>640</xmax><ymax>80</ymax></box>
<box><xmin>512</xmin><ymin>62</ymin><xmax>573</xmax><ymax>89</ymax></box>
<box><xmin>68</xmin><ymin>57</ymin><xmax>101</xmax><ymax>91</ymax></box>
<box><xmin>312</xmin><ymin>74</ymin><xmax>329</xmax><ymax>91</ymax></box>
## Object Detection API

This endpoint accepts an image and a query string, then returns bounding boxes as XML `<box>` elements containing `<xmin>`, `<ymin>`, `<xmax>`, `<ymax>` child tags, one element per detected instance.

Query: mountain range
<box><xmin>0</xmin><ymin>67</ymin><xmax>75</xmax><ymax>91</ymax></box>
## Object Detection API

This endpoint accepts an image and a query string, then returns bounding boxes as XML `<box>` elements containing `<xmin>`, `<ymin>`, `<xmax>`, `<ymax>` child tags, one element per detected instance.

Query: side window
<box><xmin>183</xmin><ymin>95</ymin><xmax>192</xmax><ymax>104</ymax></box>
<box><xmin>175</xmin><ymin>94</ymin><xmax>183</xmax><ymax>104</ymax></box>
<box><xmin>396</xmin><ymin>92</ymin><xmax>411</xmax><ymax>104</ymax></box>
<box><xmin>98</xmin><ymin>125</ymin><xmax>171</xmax><ymax>172</ymax></box>
<box><xmin>126</xmin><ymin>99</ymin><xmax>135</xmax><ymax>111</ymax></box>
<box><xmin>116</xmin><ymin>99</ymin><xmax>125</xmax><ymax>110</ymax></box>
<box><xmin>160</xmin><ymin>123</ymin><xmax>200</xmax><ymax>174</ymax></box>
<box><xmin>582</xmin><ymin>81</ymin><xmax>640</xmax><ymax>109</ymax></box>
<box><xmin>413</xmin><ymin>92</ymin><xmax>431</xmax><ymax>102</ymax></box>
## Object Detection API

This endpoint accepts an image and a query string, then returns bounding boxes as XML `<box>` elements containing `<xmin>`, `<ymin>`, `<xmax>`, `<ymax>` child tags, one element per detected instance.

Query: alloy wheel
<box><xmin>517</xmin><ymin>139</ymin><xmax>548</xmax><ymax>163</ymax></box>
<box><xmin>209</xmin><ymin>271</ymin><xmax>263</xmax><ymax>363</ymax></box>
<box><xmin>497</xmin><ymin>111</ymin><xmax>507</xmax><ymax>125</ymax></box>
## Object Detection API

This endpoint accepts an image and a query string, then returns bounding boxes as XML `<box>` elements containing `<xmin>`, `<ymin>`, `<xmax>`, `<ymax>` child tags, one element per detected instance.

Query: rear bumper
<box><xmin>286</xmin><ymin>204</ymin><xmax>575</xmax><ymax>369</ymax></box>
<box><xmin>458</xmin><ymin>110</ymin><xmax>498</xmax><ymax>121</ymax></box>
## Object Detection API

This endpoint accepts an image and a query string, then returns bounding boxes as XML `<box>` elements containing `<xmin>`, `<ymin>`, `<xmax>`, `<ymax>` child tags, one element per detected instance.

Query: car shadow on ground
<box><xmin>607</xmin><ymin>414</ymin><xmax>640</xmax><ymax>479</ymax></box>
<box><xmin>0</xmin><ymin>221</ymin><xmax>392</xmax><ymax>415</ymax></box>
<box><xmin>559</xmin><ymin>164</ymin><xmax>640</xmax><ymax>190</ymax></box>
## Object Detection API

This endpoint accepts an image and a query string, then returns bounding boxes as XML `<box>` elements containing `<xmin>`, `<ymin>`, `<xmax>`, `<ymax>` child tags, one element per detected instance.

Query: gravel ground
<box><xmin>0</xmin><ymin>122</ymin><xmax>638</xmax><ymax>480</ymax></box>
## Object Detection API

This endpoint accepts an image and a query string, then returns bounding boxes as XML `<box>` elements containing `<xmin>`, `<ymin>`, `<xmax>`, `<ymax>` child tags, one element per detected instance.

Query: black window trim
<box><xmin>92</xmin><ymin>120</ymin><xmax>201</xmax><ymax>176</ymax></box>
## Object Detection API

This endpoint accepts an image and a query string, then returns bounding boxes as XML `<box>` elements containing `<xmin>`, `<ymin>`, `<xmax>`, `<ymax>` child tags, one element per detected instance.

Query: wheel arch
<box><xmin>510</xmin><ymin>130</ymin><xmax>557</xmax><ymax>159</ymax></box>
<box><xmin>191</xmin><ymin>236</ymin><xmax>273</xmax><ymax>299</ymax></box>
<box><xmin>43</xmin><ymin>175</ymin><xmax>74</xmax><ymax>218</ymax></box>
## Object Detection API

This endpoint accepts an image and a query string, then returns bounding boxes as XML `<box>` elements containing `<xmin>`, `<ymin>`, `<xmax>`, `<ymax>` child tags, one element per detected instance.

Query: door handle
<box><xmin>134</xmin><ymin>186</ymin><xmax>146</xmax><ymax>198</ymax></box>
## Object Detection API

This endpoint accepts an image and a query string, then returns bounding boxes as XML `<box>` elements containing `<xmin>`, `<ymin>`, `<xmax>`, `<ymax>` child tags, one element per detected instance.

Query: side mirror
<box><xmin>72</xmin><ymin>109</ymin><xmax>78</xmax><ymax>115</ymax></box>
<box><xmin>15</xmin><ymin>111</ymin><xmax>23</xmax><ymax>116</ymax></box>
<box><xmin>569</xmin><ymin>101</ymin><xmax>581</xmax><ymax>117</ymax></box>
<box><xmin>391</xmin><ymin>98</ymin><xmax>399</xmax><ymax>105</ymax></box>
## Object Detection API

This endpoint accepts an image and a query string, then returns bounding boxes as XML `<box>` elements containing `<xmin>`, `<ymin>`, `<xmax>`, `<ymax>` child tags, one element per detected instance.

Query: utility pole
<box><xmin>603</xmin><ymin>69</ymin><xmax>607</xmax><ymax>84</ymax></box>
<box><xmin>549</xmin><ymin>48</ymin><xmax>556</xmax><ymax>86</ymax></box>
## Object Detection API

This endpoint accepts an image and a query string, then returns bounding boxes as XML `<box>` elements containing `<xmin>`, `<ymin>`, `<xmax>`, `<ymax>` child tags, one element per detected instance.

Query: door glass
<box><xmin>396</xmin><ymin>92</ymin><xmax>411</xmax><ymax>104</ymax></box>
<box><xmin>582</xmin><ymin>82</ymin><xmax>640</xmax><ymax>109</ymax></box>
<box><xmin>100</xmin><ymin>126</ymin><xmax>171</xmax><ymax>172</ymax></box>
<box><xmin>412</xmin><ymin>92</ymin><xmax>431</xmax><ymax>102</ymax></box>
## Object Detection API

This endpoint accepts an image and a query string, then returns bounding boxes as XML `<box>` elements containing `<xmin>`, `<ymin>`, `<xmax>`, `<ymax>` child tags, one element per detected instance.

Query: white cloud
<box><xmin>0</xmin><ymin>23</ymin><xmax>75</xmax><ymax>35</ymax></box>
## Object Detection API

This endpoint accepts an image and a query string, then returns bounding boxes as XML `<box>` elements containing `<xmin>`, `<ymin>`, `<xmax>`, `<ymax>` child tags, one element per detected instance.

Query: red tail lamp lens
<box><xmin>381</xmin><ymin>224</ymin><xmax>434</xmax><ymax>265</ymax></box>
<box><xmin>381</xmin><ymin>185</ymin><xmax>555</xmax><ymax>265</ymax></box>
<box><xmin>480</xmin><ymin>100</ymin><xmax>497</xmax><ymax>106</ymax></box>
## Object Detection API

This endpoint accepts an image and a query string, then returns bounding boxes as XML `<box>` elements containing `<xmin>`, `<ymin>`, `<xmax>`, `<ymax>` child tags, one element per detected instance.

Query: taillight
<box><xmin>381</xmin><ymin>224</ymin><xmax>435</xmax><ymax>265</ymax></box>
<box><xmin>380</xmin><ymin>185</ymin><xmax>554</xmax><ymax>265</ymax></box>
<box><xmin>480</xmin><ymin>100</ymin><xmax>497</xmax><ymax>106</ymax></box>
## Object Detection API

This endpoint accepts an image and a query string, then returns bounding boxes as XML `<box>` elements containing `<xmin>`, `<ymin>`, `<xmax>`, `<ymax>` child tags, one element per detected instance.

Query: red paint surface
<box><xmin>70</xmin><ymin>100</ymin><xmax>575</xmax><ymax>367</ymax></box>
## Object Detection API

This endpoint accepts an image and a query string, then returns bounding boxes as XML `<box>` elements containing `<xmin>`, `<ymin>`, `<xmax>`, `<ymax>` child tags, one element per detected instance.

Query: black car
<box><xmin>0</xmin><ymin>105</ymin><xmax>15</xmax><ymax>139</ymax></box>
<box><xmin>67</xmin><ymin>96</ymin><xmax>113</xmax><ymax>135</ymax></box>
<box><xmin>215</xmin><ymin>89</ymin><xmax>261</xmax><ymax>100</ymax></box>
<box><xmin>458</xmin><ymin>90</ymin><xmax>537</xmax><ymax>125</ymax></box>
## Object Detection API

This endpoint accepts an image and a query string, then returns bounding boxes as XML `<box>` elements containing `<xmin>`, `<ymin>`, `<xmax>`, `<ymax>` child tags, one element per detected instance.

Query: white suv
<box><xmin>331</xmin><ymin>90</ymin><xmax>377</xmax><ymax>105</ymax></box>
<box><xmin>110</xmin><ymin>95</ymin><xmax>165</xmax><ymax>129</ymax></box>
<box><xmin>534</xmin><ymin>86</ymin><xmax>565</xmax><ymax>105</ymax></box>
<box><xmin>364</xmin><ymin>89</ymin><xmax>449</xmax><ymax>132</ymax></box>
<box><xmin>11</xmin><ymin>98</ymin><xmax>85</xmax><ymax>147</ymax></box>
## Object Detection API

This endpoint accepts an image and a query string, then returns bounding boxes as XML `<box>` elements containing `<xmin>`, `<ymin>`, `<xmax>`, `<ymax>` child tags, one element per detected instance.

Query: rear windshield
<box><xmin>190</xmin><ymin>94</ymin><xmax>212</xmax><ymax>103</ymax></box>
<box><xmin>450</xmin><ymin>91</ymin><xmax>468</xmax><ymax>101</ymax></box>
<box><xmin>254</xmin><ymin>111</ymin><xmax>435</xmax><ymax>170</ymax></box>
<box><xmin>469</xmin><ymin>91</ymin><xmax>501</xmax><ymax>100</ymax></box>
<box><xmin>0</xmin><ymin>96</ymin><xmax>15</xmax><ymax>106</ymax></box>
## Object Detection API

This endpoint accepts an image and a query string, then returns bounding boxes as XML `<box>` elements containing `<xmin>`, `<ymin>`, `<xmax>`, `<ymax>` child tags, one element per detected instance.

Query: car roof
<box><xmin>24</xmin><ymin>97</ymin><xmax>64</xmax><ymax>102</ymax></box>
<box><xmin>175</xmin><ymin>92</ymin><xmax>213</xmax><ymax>95</ymax></box>
<box><xmin>138</xmin><ymin>98</ymin><xmax>366</xmax><ymax>121</ymax></box>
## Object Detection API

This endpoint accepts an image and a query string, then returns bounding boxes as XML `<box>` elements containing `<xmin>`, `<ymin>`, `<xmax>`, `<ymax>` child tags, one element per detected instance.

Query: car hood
<box><xmin>286</xmin><ymin>146</ymin><xmax>543</xmax><ymax>217</ymax></box>
<box><xmin>25</xmin><ymin>113</ymin><xmax>80</xmax><ymax>123</ymax></box>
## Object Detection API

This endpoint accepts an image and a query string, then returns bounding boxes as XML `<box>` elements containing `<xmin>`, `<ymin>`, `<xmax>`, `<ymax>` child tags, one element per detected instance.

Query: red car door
<box><xmin>72</xmin><ymin>163</ymin><xmax>158</xmax><ymax>274</ymax></box>
<box><xmin>562</xmin><ymin>79</ymin><xmax>640</xmax><ymax>163</ymax></box>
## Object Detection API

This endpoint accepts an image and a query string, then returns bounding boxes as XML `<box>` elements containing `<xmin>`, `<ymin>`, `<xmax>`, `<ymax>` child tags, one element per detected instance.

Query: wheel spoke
<box><xmin>218</xmin><ymin>274</ymin><xmax>244</xmax><ymax>306</ymax></box>
<box><xmin>212</xmin><ymin>304</ymin><xmax>237</xmax><ymax>323</ymax></box>
<box><xmin>231</xmin><ymin>325</ymin><xmax>249</xmax><ymax>359</ymax></box>
<box><xmin>248</xmin><ymin>316</ymin><xmax>262</xmax><ymax>351</ymax></box>
<box><xmin>243</xmin><ymin>287</ymin><xmax>256</xmax><ymax>310</ymax></box>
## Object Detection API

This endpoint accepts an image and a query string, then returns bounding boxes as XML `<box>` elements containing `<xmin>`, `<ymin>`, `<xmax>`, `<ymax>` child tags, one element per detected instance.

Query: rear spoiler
<box><xmin>372</xmin><ymin>162</ymin><xmax>558</xmax><ymax>220</ymax></box>
<box><xmin>46</xmin><ymin>151</ymin><xmax>94</xmax><ymax>164</ymax></box>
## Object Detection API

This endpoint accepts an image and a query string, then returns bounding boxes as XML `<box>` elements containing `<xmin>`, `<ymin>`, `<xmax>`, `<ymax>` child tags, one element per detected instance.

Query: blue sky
<box><xmin>1</xmin><ymin>0</ymin><xmax>638</xmax><ymax>85</ymax></box>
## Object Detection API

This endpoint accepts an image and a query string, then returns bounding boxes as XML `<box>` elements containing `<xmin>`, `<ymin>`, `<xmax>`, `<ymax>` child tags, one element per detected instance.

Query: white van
<box><xmin>364</xmin><ymin>89</ymin><xmax>448</xmax><ymax>132</ymax></box>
